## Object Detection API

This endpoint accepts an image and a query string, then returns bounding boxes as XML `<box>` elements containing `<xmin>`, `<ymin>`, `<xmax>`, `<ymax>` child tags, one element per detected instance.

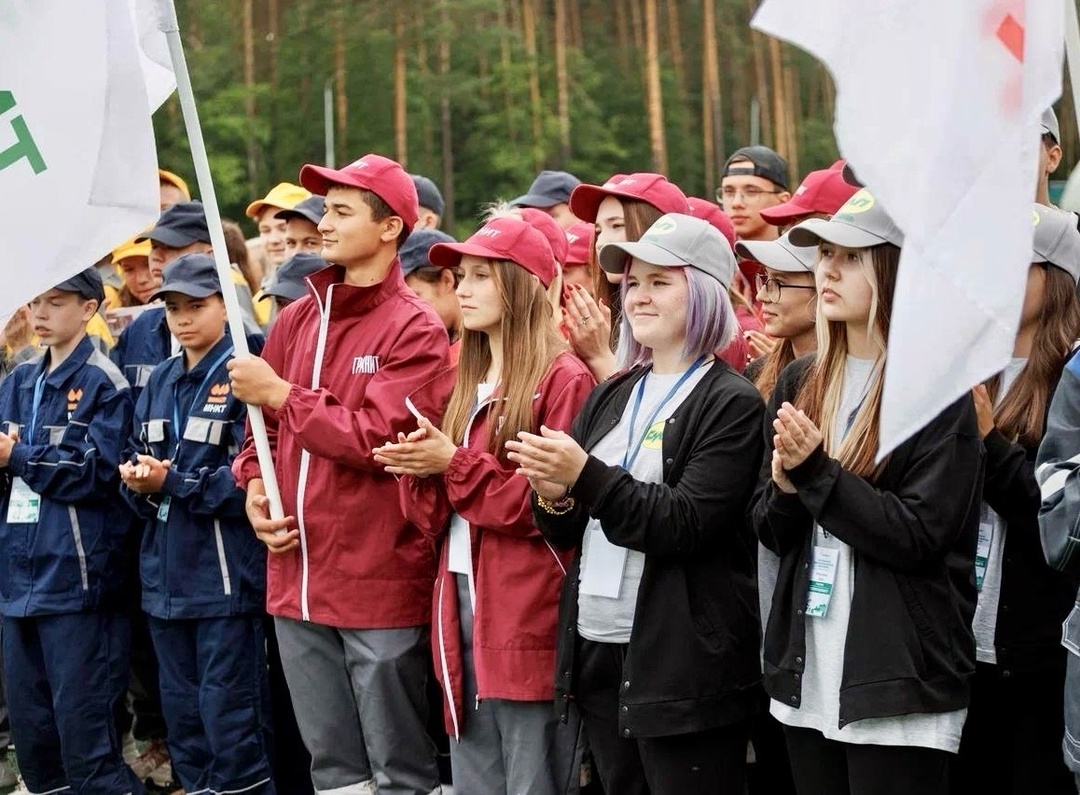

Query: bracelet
<box><xmin>536</xmin><ymin>493</ymin><xmax>575</xmax><ymax>515</ymax></box>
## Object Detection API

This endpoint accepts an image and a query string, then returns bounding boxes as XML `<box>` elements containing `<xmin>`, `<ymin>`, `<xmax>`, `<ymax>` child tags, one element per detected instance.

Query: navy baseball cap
<box><xmin>262</xmin><ymin>253</ymin><xmax>330</xmax><ymax>302</ymax></box>
<box><xmin>399</xmin><ymin>229</ymin><xmax>456</xmax><ymax>277</ymax></box>
<box><xmin>137</xmin><ymin>201</ymin><xmax>212</xmax><ymax>248</ymax></box>
<box><xmin>150</xmin><ymin>253</ymin><xmax>222</xmax><ymax>301</ymax></box>
<box><xmin>55</xmin><ymin>268</ymin><xmax>106</xmax><ymax>303</ymax></box>
<box><xmin>275</xmin><ymin>194</ymin><xmax>325</xmax><ymax>227</ymax></box>
<box><xmin>723</xmin><ymin>146</ymin><xmax>790</xmax><ymax>190</ymax></box>
<box><xmin>511</xmin><ymin>170</ymin><xmax>581</xmax><ymax>209</ymax></box>
<box><xmin>411</xmin><ymin>175</ymin><xmax>445</xmax><ymax>216</ymax></box>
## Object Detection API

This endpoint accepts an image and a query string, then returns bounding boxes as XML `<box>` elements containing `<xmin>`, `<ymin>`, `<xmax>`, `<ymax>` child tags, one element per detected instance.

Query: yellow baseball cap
<box><xmin>245</xmin><ymin>182</ymin><xmax>311</xmax><ymax>220</ymax></box>
<box><xmin>111</xmin><ymin>236</ymin><xmax>152</xmax><ymax>264</ymax></box>
<box><xmin>158</xmin><ymin>169</ymin><xmax>191</xmax><ymax>201</ymax></box>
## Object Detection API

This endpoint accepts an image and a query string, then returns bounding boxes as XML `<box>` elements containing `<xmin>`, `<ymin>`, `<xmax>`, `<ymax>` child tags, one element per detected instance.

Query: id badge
<box><xmin>975</xmin><ymin>504</ymin><xmax>995</xmax><ymax>591</ymax></box>
<box><xmin>579</xmin><ymin>523</ymin><xmax>628</xmax><ymax>599</ymax></box>
<box><xmin>156</xmin><ymin>496</ymin><xmax>171</xmax><ymax>523</ymax></box>
<box><xmin>806</xmin><ymin>546</ymin><xmax>840</xmax><ymax>618</ymax></box>
<box><xmin>6</xmin><ymin>477</ymin><xmax>40</xmax><ymax>524</ymax></box>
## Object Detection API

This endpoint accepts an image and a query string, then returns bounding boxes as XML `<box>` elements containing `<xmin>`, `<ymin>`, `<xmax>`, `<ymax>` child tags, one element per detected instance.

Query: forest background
<box><xmin>155</xmin><ymin>0</ymin><xmax>1080</xmax><ymax>239</ymax></box>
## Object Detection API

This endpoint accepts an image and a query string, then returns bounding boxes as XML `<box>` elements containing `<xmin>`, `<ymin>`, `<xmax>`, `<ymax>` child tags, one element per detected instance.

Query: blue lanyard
<box><xmin>27</xmin><ymin>370</ymin><xmax>46</xmax><ymax>441</ymax></box>
<box><xmin>622</xmin><ymin>355</ymin><xmax>707</xmax><ymax>472</ymax></box>
<box><xmin>170</xmin><ymin>347</ymin><xmax>233</xmax><ymax>459</ymax></box>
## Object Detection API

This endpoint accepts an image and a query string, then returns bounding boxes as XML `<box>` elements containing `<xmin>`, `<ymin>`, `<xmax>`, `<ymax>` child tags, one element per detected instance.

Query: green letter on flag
<box><xmin>0</xmin><ymin>91</ymin><xmax>46</xmax><ymax>175</ymax></box>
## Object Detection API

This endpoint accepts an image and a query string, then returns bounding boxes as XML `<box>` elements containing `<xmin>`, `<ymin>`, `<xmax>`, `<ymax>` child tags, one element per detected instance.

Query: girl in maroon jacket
<box><xmin>374</xmin><ymin>216</ymin><xmax>595</xmax><ymax>795</ymax></box>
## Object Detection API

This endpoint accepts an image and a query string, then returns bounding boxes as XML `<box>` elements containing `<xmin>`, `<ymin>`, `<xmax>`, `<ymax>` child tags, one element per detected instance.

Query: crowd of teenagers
<box><xmin>3</xmin><ymin>103</ymin><xmax>1080</xmax><ymax>795</ymax></box>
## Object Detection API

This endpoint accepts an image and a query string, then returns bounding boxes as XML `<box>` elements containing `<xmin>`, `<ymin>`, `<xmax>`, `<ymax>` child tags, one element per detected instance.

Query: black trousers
<box><xmin>952</xmin><ymin>661</ymin><xmax>1074</xmax><ymax>795</ymax></box>
<box><xmin>784</xmin><ymin>725</ymin><xmax>950</xmax><ymax>795</ymax></box>
<box><xmin>575</xmin><ymin>636</ymin><xmax>748</xmax><ymax>795</ymax></box>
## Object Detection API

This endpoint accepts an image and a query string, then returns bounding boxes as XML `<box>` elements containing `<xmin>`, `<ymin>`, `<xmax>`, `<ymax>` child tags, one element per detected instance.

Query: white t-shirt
<box><xmin>770</xmin><ymin>355</ymin><xmax>967</xmax><ymax>752</ymax></box>
<box><xmin>577</xmin><ymin>363</ymin><xmax>710</xmax><ymax>643</ymax></box>
<box><xmin>972</xmin><ymin>357</ymin><xmax>1027</xmax><ymax>664</ymax></box>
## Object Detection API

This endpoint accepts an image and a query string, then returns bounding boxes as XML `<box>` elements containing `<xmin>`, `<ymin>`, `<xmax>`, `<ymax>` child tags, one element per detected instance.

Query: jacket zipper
<box><xmin>435</xmin><ymin>570</ymin><xmax>461</xmax><ymax>740</ymax></box>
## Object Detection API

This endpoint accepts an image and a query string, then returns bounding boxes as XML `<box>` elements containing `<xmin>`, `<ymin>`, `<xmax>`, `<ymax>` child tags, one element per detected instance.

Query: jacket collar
<box><xmin>163</xmin><ymin>334</ymin><xmax>234</xmax><ymax>388</ymax></box>
<box><xmin>34</xmin><ymin>334</ymin><xmax>96</xmax><ymax>389</ymax></box>
<box><xmin>305</xmin><ymin>259</ymin><xmax>407</xmax><ymax>319</ymax></box>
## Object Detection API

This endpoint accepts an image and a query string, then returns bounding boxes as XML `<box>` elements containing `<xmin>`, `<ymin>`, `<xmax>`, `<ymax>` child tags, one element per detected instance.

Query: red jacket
<box><xmin>233</xmin><ymin>263</ymin><xmax>455</xmax><ymax>629</ymax></box>
<box><xmin>401</xmin><ymin>352</ymin><xmax>595</xmax><ymax>738</ymax></box>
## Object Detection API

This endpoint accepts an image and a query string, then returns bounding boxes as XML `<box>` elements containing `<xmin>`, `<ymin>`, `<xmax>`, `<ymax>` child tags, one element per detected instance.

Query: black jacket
<box><xmin>750</xmin><ymin>357</ymin><xmax>984</xmax><ymax>728</ymax></box>
<box><xmin>981</xmin><ymin>371</ymin><xmax>1076</xmax><ymax>674</ymax></box>
<box><xmin>534</xmin><ymin>360</ymin><xmax>764</xmax><ymax>738</ymax></box>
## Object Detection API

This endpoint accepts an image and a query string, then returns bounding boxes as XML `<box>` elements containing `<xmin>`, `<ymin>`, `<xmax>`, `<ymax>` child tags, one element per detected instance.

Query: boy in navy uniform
<box><xmin>0</xmin><ymin>268</ymin><xmax>142</xmax><ymax>793</ymax></box>
<box><xmin>120</xmin><ymin>254</ymin><xmax>273</xmax><ymax>795</ymax></box>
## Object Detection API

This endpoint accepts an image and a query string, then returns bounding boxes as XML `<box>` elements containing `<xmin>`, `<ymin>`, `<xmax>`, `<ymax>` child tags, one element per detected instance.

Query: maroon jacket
<box><xmin>401</xmin><ymin>352</ymin><xmax>595</xmax><ymax>738</ymax></box>
<box><xmin>233</xmin><ymin>263</ymin><xmax>454</xmax><ymax>629</ymax></box>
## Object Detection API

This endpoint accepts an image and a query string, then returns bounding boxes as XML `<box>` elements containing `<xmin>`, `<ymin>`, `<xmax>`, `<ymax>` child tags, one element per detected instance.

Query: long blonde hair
<box><xmin>794</xmin><ymin>243</ymin><xmax>900</xmax><ymax>479</ymax></box>
<box><xmin>441</xmin><ymin>260</ymin><xmax>567</xmax><ymax>457</ymax></box>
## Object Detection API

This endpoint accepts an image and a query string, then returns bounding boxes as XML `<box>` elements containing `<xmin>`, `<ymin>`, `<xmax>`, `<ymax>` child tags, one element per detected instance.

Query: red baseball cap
<box><xmin>519</xmin><ymin>208</ymin><xmax>569</xmax><ymax>265</ymax></box>
<box><xmin>686</xmin><ymin>198</ymin><xmax>736</xmax><ymax>251</ymax></box>
<box><xmin>759</xmin><ymin>160</ymin><xmax>858</xmax><ymax>226</ymax></box>
<box><xmin>564</xmin><ymin>221</ymin><xmax>594</xmax><ymax>266</ymax></box>
<box><xmin>299</xmin><ymin>153</ymin><xmax>420</xmax><ymax>230</ymax></box>
<box><xmin>568</xmin><ymin>172</ymin><xmax>690</xmax><ymax>224</ymax></box>
<box><xmin>428</xmin><ymin>216</ymin><xmax>558</xmax><ymax>287</ymax></box>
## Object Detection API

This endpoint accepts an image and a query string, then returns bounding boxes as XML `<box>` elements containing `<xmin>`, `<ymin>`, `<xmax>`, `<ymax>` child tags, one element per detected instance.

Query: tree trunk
<box><xmin>614</xmin><ymin>0</ymin><xmax>632</xmax><ymax>73</ymax></box>
<box><xmin>555</xmin><ymin>0</ymin><xmax>571</xmax><ymax>163</ymax></box>
<box><xmin>394</xmin><ymin>6</ymin><xmax>408</xmax><ymax>167</ymax></box>
<box><xmin>521</xmin><ymin>0</ymin><xmax>544</xmax><ymax>171</ymax></box>
<box><xmin>747</xmin><ymin>0</ymin><xmax>771</xmax><ymax>147</ymax></box>
<box><xmin>268</xmin><ymin>0</ymin><xmax>280</xmax><ymax>90</ymax></box>
<box><xmin>243</xmin><ymin>0</ymin><xmax>258</xmax><ymax>193</ymax></box>
<box><xmin>785</xmin><ymin>63</ymin><xmax>800</xmax><ymax>179</ymax></box>
<box><xmin>334</xmin><ymin>0</ymin><xmax>348</xmax><ymax>157</ymax></box>
<box><xmin>499</xmin><ymin>0</ymin><xmax>518</xmax><ymax>143</ymax></box>
<box><xmin>643</xmin><ymin>0</ymin><xmax>667</xmax><ymax>174</ymax></box>
<box><xmin>768</xmin><ymin>36</ymin><xmax>787</xmax><ymax>160</ymax></box>
<box><xmin>702</xmin><ymin>0</ymin><xmax>723</xmax><ymax>196</ymax></box>
<box><xmin>662</xmin><ymin>0</ymin><xmax>692</xmax><ymax>186</ymax></box>
<box><xmin>439</xmin><ymin>0</ymin><xmax>455</xmax><ymax>230</ymax></box>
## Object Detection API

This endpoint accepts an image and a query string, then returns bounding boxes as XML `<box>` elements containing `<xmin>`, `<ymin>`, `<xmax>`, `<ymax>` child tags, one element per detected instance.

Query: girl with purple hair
<box><xmin>507</xmin><ymin>213</ymin><xmax>765</xmax><ymax>794</ymax></box>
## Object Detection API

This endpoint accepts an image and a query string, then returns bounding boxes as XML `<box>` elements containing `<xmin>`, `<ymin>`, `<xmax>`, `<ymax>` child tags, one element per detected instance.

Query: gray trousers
<box><xmin>452</xmin><ymin>574</ymin><xmax>570</xmax><ymax>795</ymax></box>
<box><xmin>274</xmin><ymin>617</ymin><xmax>440</xmax><ymax>795</ymax></box>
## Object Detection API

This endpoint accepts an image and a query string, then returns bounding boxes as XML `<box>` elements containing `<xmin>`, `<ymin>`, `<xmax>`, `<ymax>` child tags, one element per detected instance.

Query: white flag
<box><xmin>0</xmin><ymin>0</ymin><xmax>165</xmax><ymax>321</ymax></box>
<box><xmin>753</xmin><ymin>0</ymin><xmax>1063</xmax><ymax>456</ymax></box>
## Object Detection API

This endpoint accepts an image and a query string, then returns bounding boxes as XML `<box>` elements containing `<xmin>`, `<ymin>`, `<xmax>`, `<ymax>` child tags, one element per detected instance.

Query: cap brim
<box><xmin>299</xmin><ymin>164</ymin><xmax>362</xmax><ymax>196</ymax></box>
<box><xmin>261</xmin><ymin>285</ymin><xmax>307</xmax><ymax>302</ymax></box>
<box><xmin>734</xmin><ymin>240</ymin><xmax>814</xmax><ymax>273</ymax></box>
<box><xmin>428</xmin><ymin>241</ymin><xmax>505</xmax><ymax>270</ymax></box>
<box><xmin>275</xmin><ymin>207</ymin><xmax>321</xmax><ymax>226</ymax></box>
<box><xmin>759</xmin><ymin>200</ymin><xmax>814</xmax><ymax>226</ymax></box>
<box><xmin>598</xmin><ymin>240</ymin><xmax>690</xmax><ymax>273</ymax></box>
<box><xmin>137</xmin><ymin>228</ymin><xmax>198</xmax><ymax>248</ymax></box>
<box><xmin>568</xmin><ymin>184</ymin><xmax>613</xmax><ymax>224</ymax></box>
<box><xmin>510</xmin><ymin>192</ymin><xmax>559</xmax><ymax>209</ymax></box>
<box><xmin>150</xmin><ymin>283</ymin><xmax>220</xmax><ymax>302</ymax></box>
<box><xmin>787</xmin><ymin>218</ymin><xmax>888</xmax><ymax>249</ymax></box>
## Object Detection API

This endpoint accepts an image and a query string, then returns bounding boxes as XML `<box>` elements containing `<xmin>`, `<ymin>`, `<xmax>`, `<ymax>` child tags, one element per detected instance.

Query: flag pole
<box><xmin>1065</xmin><ymin>0</ymin><xmax>1080</xmax><ymax>135</ymax></box>
<box><xmin>156</xmin><ymin>0</ymin><xmax>285</xmax><ymax>521</ymax></box>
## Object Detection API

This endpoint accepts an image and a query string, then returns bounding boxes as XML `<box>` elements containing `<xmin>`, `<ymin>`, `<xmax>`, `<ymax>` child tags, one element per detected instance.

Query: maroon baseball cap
<box><xmin>519</xmin><ymin>208</ymin><xmax>569</xmax><ymax>265</ymax></box>
<box><xmin>686</xmin><ymin>198</ymin><xmax>736</xmax><ymax>251</ymax></box>
<box><xmin>568</xmin><ymin>172</ymin><xmax>690</xmax><ymax>224</ymax></box>
<box><xmin>759</xmin><ymin>160</ymin><xmax>858</xmax><ymax>226</ymax></box>
<box><xmin>428</xmin><ymin>216</ymin><xmax>558</xmax><ymax>287</ymax></box>
<box><xmin>299</xmin><ymin>154</ymin><xmax>420</xmax><ymax>230</ymax></box>
<box><xmin>564</xmin><ymin>221</ymin><xmax>594</xmax><ymax>266</ymax></box>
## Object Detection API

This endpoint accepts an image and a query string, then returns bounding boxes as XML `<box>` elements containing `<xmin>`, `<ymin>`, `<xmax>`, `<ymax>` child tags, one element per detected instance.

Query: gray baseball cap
<box><xmin>788</xmin><ymin>188</ymin><xmax>904</xmax><ymax>249</ymax></box>
<box><xmin>1042</xmin><ymin>107</ymin><xmax>1061</xmax><ymax>143</ymax></box>
<box><xmin>1032</xmin><ymin>203</ymin><xmax>1080</xmax><ymax>283</ymax></box>
<box><xmin>598</xmin><ymin>213</ymin><xmax>735</xmax><ymax>289</ymax></box>
<box><xmin>735</xmin><ymin>230</ymin><xmax>819</xmax><ymax>274</ymax></box>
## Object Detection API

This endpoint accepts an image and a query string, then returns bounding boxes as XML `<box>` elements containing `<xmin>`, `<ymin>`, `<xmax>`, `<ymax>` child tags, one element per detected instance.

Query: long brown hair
<box><xmin>754</xmin><ymin>338</ymin><xmax>799</xmax><ymax>399</ymax></box>
<box><xmin>441</xmin><ymin>260</ymin><xmax>567</xmax><ymax>457</ymax></box>
<box><xmin>794</xmin><ymin>243</ymin><xmax>901</xmax><ymax>479</ymax></box>
<box><xmin>987</xmin><ymin>264</ymin><xmax>1080</xmax><ymax>446</ymax></box>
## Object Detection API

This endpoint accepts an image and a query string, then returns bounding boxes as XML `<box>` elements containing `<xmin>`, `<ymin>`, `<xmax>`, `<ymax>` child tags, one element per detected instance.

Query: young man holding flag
<box><xmin>230</xmin><ymin>153</ymin><xmax>454</xmax><ymax>795</ymax></box>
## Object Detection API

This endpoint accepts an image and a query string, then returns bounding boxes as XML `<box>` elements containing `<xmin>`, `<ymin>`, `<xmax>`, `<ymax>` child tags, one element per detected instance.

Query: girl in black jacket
<box><xmin>751</xmin><ymin>189</ymin><xmax>984</xmax><ymax>795</ymax></box>
<box><xmin>951</xmin><ymin>203</ymin><xmax>1080</xmax><ymax>794</ymax></box>
<box><xmin>507</xmin><ymin>213</ymin><xmax>764</xmax><ymax>795</ymax></box>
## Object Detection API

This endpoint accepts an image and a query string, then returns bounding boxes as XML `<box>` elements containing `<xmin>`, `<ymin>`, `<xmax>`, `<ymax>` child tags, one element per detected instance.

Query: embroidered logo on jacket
<box><xmin>201</xmin><ymin>383</ymin><xmax>231</xmax><ymax>414</ymax></box>
<box><xmin>352</xmin><ymin>355</ymin><xmax>380</xmax><ymax>375</ymax></box>
<box><xmin>66</xmin><ymin>388</ymin><xmax>82</xmax><ymax>413</ymax></box>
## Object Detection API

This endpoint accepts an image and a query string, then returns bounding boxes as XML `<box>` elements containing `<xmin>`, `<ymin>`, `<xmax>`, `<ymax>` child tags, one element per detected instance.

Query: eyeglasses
<box><xmin>717</xmin><ymin>185</ymin><xmax>783</xmax><ymax>204</ymax></box>
<box><xmin>755</xmin><ymin>273</ymin><xmax>816</xmax><ymax>303</ymax></box>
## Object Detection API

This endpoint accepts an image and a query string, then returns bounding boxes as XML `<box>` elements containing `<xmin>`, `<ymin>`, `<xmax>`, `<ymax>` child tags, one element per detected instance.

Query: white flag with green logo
<box><xmin>0</xmin><ymin>0</ymin><xmax>171</xmax><ymax>320</ymax></box>
<box><xmin>753</xmin><ymin>0</ymin><xmax>1063</xmax><ymax>457</ymax></box>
